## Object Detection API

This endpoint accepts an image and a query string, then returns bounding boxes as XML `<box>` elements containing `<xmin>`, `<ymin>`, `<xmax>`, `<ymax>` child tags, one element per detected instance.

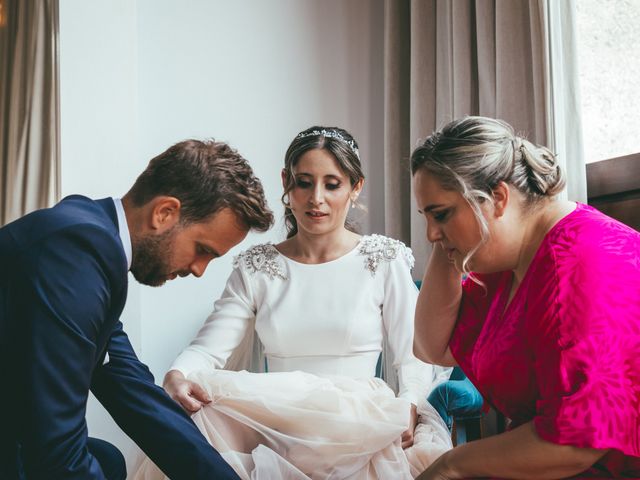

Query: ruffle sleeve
<box><xmin>531</xmin><ymin>226</ymin><xmax>640</xmax><ymax>457</ymax></box>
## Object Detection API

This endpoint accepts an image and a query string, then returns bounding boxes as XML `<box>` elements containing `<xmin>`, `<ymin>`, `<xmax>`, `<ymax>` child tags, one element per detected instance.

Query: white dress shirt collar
<box><xmin>112</xmin><ymin>198</ymin><xmax>132</xmax><ymax>270</ymax></box>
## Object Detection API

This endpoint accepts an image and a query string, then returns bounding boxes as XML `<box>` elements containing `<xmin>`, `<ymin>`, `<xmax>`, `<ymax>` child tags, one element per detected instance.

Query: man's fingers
<box><xmin>190</xmin><ymin>382</ymin><xmax>212</xmax><ymax>403</ymax></box>
<box><xmin>163</xmin><ymin>377</ymin><xmax>210</xmax><ymax>413</ymax></box>
<box><xmin>179</xmin><ymin>394</ymin><xmax>204</xmax><ymax>413</ymax></box>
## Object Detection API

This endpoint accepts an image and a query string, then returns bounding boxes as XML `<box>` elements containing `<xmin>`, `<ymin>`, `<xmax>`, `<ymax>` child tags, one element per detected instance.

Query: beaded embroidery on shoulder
<box><xmin>357</xmin><ymin>234</ymin><xmax>415</xmax><ymax>275</ymax></box>
<box><xmin>233</xmin><ymin>243</ymin><xmax>287</xmax><ymax>280</ymax></box>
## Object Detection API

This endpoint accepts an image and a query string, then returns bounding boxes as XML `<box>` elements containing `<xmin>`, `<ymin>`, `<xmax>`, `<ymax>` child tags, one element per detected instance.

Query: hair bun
<box><xmin>517</xmin><ymin>139</ymin><xmax>566</xmax><ymax>197</ymax></box>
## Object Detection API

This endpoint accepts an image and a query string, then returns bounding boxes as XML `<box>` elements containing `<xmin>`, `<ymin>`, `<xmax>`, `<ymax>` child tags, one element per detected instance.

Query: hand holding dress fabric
<box><xmin>401</xmin><ymin>404</ymin><xmax>419</xmax><ymax>449</ymax></box>
<box><xmin>163</xmin><ymin>370</ymin><xmax>212</xmax><ymax>413</ymax></box>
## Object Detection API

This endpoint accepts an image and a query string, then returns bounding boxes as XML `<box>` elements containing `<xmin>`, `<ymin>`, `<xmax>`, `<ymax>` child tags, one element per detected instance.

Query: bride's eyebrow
<box><xmin>323</xmin><ymin>175</ymin><xmax>342</xmax><ymax>182</ymax></box>
<box><xmin>294</xmin><ymin>173</ymin><xmax>343</xmax><ymax>181</ymax></box>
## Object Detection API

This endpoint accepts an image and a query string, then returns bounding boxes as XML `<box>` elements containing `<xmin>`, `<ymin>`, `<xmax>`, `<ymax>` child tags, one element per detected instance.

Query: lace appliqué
<box><xmin>233</xmin><ymin>244</ymin><xmax>287</xmax><ymax>280</ymax></box>
<box><xmin>358</xmin><ymin>234</ymin><xmax>415</xmax><ymax>276</ymax></box>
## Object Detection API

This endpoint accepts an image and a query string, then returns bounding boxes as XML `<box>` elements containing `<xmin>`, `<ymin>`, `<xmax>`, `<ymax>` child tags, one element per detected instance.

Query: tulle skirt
<box><xmin>135</xmin><ymin>370</ymin><xmax>452</xmax><ymax>479</ymax></box>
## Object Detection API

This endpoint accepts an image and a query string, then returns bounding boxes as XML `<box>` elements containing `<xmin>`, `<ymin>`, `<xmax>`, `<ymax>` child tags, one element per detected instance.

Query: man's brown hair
<box><xmin>128</xmin><ymin>139</ymin><xmax>273</xmax><ymax>231</ymax></box>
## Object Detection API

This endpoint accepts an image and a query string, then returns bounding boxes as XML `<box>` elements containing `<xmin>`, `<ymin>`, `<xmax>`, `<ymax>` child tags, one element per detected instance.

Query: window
<box><xmin>576</xmin><ymin>0</ymin><xmax>640</xmax><ymax>163</ymax></box>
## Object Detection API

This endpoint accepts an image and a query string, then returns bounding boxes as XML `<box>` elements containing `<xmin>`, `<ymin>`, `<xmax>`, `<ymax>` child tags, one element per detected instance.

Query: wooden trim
<box><xmin>586</xmin><ymin>152</ymin><xmax>640</xmax><ymax>199</ymax></box>
<box><xmin>586</xmin><ymin>152</ymin><xmax>640</xmax><ymax>231</ymax></box>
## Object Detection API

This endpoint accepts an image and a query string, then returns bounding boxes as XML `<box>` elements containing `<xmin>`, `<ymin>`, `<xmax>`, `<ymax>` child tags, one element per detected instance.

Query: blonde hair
<box><xmin>410</xmin><ymin>116</ymin><xmax>565</xmax><ymax>274</ymax></box>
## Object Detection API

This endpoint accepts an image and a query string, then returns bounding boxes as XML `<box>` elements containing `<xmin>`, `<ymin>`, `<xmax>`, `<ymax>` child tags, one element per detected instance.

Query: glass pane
<box><xmin>576</xmin><ymin>0</ymin><xmax>640</xmax><ymax>163</ymax></box>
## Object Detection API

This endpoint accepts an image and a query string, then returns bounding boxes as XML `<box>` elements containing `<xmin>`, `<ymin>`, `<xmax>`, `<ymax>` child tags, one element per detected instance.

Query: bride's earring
<box><xmin>282</xmin><ymin>194</ymin><xmax>290</xmax><ymax>208</ymax></box>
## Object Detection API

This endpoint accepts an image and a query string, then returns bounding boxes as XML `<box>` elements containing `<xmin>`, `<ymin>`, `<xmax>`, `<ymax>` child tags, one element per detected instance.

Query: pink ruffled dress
<box><xmin>450</xmin><ymin>203</ymin><xmax>640</xmax><ymax>477</ymax></box>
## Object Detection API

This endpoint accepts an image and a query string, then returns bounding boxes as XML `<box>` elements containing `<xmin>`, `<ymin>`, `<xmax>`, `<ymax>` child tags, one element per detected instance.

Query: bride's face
<box><xmin>285</xmin><ymin>148</ymin><xmax>361</xmax><ymax>237</ymax></box>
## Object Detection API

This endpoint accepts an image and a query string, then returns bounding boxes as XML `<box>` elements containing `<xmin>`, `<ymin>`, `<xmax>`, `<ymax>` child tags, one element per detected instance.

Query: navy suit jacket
<box><xmin>0</xmin><ymin>196</ymin><xmax>239</xmax><ymax>479</ymax></box>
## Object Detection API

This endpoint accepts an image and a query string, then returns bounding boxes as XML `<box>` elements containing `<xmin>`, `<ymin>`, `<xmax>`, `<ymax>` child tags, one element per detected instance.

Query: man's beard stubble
<box><xmin>130</xmin><ymin>227</ymin><xmax>176</xmax><ymax>287</ymax></box>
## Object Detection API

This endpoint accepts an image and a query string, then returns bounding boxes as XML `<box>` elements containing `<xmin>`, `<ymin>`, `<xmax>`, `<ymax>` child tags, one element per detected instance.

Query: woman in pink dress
<box><xmin>411</xmin><ymin>116</ymin><xmax>640</xmax><ymax>479</ymax></box>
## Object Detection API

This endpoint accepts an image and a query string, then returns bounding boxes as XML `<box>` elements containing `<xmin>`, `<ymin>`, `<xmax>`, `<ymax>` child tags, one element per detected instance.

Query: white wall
<box><xmin>59</xmin><ymin>0</ymin><xmax>143</xmax><ymax>470</ymax></box>
<box><xmin>59</xmin><ymin>0</ymin><xmax>384</xmax><ymax>474</ymax></box>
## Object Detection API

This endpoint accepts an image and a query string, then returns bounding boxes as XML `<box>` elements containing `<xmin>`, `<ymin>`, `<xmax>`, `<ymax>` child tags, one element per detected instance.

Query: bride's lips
<box><xmin>445</xmin><ymin>248</ymin><xmax>456</xmax><ymax>260</ymax></box>
<box><xmin>305</xmin><ymin>210</ymin><xmax>328</xmax><ymax>220</ymax></box>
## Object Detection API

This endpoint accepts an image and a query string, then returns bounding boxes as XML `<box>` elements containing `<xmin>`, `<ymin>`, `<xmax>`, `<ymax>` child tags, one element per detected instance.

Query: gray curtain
<box><xmin>0</xmin><ymin>0</ymin><xmax>60</xmax><ymax>226</ymax></box>
<box><xmin>383</xmin><ymin>0</ymin><xmax>586</xmax><ymax>276</ymax></box>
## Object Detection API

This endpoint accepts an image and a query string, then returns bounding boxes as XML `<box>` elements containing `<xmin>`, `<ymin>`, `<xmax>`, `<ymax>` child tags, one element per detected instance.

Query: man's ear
<box><xmin>492</xmin><ymin>181</ymin><xmax>510</xmax><ymax>218</ymax></box>
<box><xmin>149</xmin><ymin>196</ymin><xmax>181</xmax><ymax>231</ymax></box>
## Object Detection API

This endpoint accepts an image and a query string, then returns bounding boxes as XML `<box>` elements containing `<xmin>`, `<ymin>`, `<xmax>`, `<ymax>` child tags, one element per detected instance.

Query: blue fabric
<box><xmin>427</xmin><ymin>372</ymin><xmax>484</xmax><ymax>431</ymax></box>
<box><xmin>0</xmin><ymin>196</ymin><xmax>239</xmax><ymax>480</ymax></box>
<box><xmin>449</xmin><ymin>365</ymin><xmax>467</xmax><ymax>381</ymax></box>
<box><xmin>87</xmin><ymin>438</ymin><xmax>126</xmax><ymax>480</ymax></box>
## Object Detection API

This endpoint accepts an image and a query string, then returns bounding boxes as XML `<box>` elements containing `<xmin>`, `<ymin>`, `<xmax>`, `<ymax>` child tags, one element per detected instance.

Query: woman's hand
<box><xmin>163</xmin><ymin>369</ymin><xmax>211</xmax><ymax>413</ymax></box>
<box><xmin>413</xmin><ymin>243</ymin><xmax>463</xmax><ymax>366</ymax></box>
<box><xmin>415</xmin><ymin>451</ymin><xmax>456</xmax><ymax>480</ymax></box>
<box><xmin>417</xmin><ymin>422</ymin><xmax>609</xmax><ymax>480</ymax></box>
<box><xmin>401</xmin><ymin>403</ymin><xmax>419</xmax><ymax>449</ymax></box>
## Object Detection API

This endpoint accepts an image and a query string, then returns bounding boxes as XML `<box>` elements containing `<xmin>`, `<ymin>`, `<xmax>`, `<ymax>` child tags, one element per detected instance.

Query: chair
<box><xmin>427</xmin><ymin>366</ymin><xmax>485</xmax><ymax>445</ymax></box>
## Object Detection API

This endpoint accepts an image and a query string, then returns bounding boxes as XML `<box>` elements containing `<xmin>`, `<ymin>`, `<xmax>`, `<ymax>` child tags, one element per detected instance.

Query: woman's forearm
<box><xmin>425</xmin><ymin>421</ymin><xmax>608</xmax><ymax>480</ymax></box>
<box><xmin>413</xmin><ymin>244</ymin><xmax>462</xmax><ymax>364</ymax></box>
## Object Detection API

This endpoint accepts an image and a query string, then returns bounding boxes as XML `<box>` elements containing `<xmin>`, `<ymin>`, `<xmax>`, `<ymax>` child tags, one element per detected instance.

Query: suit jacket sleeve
<box><xmin>91</xmin><ymin>324</ymin><xmax>239</xmax><ymax>479</ymax></box>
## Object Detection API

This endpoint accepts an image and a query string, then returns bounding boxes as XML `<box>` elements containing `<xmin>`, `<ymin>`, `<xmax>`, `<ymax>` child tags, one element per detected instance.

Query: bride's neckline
<box><xmin>274</xmin><ymin>236</ymin><xmax>364</xmax><ymax>266</ymax></box>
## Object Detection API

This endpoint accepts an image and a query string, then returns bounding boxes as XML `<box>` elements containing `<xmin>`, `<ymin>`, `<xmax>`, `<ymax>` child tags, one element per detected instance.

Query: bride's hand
<box><xmin>163</xmin><ymin>369</ymin><xmax>211</xmax><ymax>413</ymax></box>
<box><xmin>401</xmin><ymin>403</ymin><xmax>419</xmax><ymax>449</ymax></box>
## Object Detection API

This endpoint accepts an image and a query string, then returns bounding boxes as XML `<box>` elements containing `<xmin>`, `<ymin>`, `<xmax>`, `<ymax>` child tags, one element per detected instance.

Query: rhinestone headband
<box><xmin>295</xmin><ymin>129</ymin><xmax>360</xmax><ymax>158</ymax></box>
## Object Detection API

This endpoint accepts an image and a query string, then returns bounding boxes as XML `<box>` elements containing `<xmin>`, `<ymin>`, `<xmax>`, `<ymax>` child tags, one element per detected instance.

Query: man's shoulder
<box><xmin>6</xmin><ymin>195</ymin><xmax>118</xmax><ymax>241</ymax></box>
<box><xmin>2</xmin><ymin>196</ymin><xmax>126</xmax><ymax>277</ymax></box>
<box><xmin>49</xmin><ymin>195</ymin><xmax>116</xmax><ymax>228</ymax></box>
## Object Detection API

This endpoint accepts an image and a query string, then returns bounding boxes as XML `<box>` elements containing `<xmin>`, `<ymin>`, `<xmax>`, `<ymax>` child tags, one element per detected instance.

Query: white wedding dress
<box><xmin>135</xmin><ymin>235</ymin><xmax>452</xmax><ymax>479</ymax></box>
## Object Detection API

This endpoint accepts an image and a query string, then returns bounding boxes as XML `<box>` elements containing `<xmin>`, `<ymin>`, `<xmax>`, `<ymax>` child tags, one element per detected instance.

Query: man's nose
<box><xmin>189</xmin><ymin>257</ymin><xmax>211</xmax><ymax>278</ymax></box>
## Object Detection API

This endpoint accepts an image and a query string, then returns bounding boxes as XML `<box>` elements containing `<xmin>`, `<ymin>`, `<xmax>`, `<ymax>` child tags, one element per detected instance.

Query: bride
<box><xmin>135</xmin><ymin>127</ymin><xmax>452</xmax><ymax>479</ymax></box>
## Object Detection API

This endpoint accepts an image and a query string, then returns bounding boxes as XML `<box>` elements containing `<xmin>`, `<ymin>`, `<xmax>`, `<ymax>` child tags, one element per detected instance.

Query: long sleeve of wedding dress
<box><xmin>380</xmin><ymin>243</ymin><xmax>433</xmax><ymax>407</ymax></box>
<box><xmin>170</xmin><ymin>266</ymin><xmax>256</xmax><ymax>377</ymax></box>
<box><xmin>379</xmin><ymin>244</ymin><xmax>452</xmax><ymax>408</ymax></box>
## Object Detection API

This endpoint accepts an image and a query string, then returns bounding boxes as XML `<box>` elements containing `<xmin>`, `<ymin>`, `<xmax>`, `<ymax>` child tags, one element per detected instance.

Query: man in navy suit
<box><xmin>0</xmin><ymin>139</ymin><xmax>274</xmax><ymax>479</ymax></box>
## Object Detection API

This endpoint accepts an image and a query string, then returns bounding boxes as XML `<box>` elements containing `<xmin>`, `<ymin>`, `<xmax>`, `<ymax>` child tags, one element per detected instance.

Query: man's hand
<box><xmin>401</xmin><ymin>403</ymin><xmax>419</xmax><ymax>449</ymax></box>
<box><xmin>163</xmin><ymin>370</ymin><xmax>211</xmax><ymax>413</ymax></box>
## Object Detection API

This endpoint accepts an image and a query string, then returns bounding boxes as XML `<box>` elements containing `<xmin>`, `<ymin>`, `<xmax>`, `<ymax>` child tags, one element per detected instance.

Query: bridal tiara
<box><xmin>295</xmin><ymin>129</ymin><xmax>360</xmax><ymax>158</ymax></box>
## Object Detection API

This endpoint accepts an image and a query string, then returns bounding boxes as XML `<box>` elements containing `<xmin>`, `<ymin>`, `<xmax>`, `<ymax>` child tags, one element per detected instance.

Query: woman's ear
<box><xmin>351</xmin><ymin>178</ymin><xmax>365</xmax><ymax>200</ymax></box>
<box><xmin>149</xmin><ymin>196</ymin><xmax>181</xmax><ymax>231</ymax></box>
<box><xmin>492</xmin><ymin>181</ymin><xmax>510</xmax><ymax>218</ymax></box>
<box><xmin>281</xmin><ymin>168</ymin><xmax>288</xmax><ymax>189</ymax></box>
